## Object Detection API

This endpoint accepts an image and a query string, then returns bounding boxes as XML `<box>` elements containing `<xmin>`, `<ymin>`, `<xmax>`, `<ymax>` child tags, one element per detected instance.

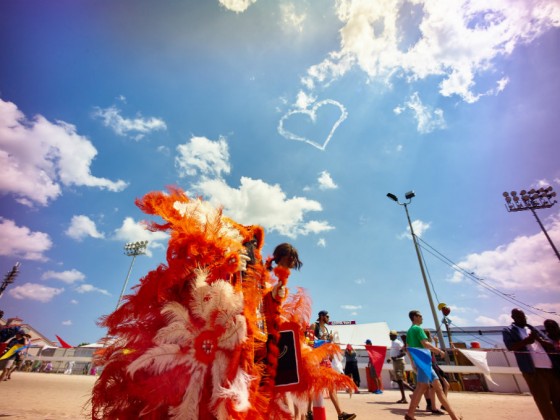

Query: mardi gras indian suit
<box><xmin>91</xmin><ymin>187</ymin><xmax>354</xmax><ymax>420</ymax></box>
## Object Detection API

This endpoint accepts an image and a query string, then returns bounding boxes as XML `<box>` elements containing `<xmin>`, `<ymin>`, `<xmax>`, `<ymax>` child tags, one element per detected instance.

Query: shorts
<box><xmin>392</xmin><ymin>358</ymin><xmax>405</xmax><ymax>381</ymax></box>
<box><xmin>416</xmin><ymin>365</ymin><xmax>438</xmax><ymax>384</ymax></box>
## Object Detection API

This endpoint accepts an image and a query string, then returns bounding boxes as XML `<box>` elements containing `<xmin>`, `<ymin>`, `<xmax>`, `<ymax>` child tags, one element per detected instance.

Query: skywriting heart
<box><xmin>278</xmin><ymin>99</ymin><xmax>348</xmax><ymax>151</ymax></box>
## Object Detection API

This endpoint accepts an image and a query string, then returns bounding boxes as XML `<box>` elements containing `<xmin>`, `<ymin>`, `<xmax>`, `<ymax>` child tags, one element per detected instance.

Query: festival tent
<box><xmin>328</xmin><ymin>322</ymin><xmax>391</xmax><ymax>349</ymax></box>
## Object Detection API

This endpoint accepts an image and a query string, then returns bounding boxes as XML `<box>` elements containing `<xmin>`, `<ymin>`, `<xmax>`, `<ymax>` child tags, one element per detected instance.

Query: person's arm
<box><xmin>529</xmin><ymin>326</ymin><xmax>554</xmax><ymax>352</ymax></box>
<box><xmin>420</xmin><ymin>338</ymin><xmax>445</xmax><ymax>358</ymax></box>
<box><xmin>503</xmin><ymin>327</ymin><xmax>534</xmax><ymax>352</ymax></box>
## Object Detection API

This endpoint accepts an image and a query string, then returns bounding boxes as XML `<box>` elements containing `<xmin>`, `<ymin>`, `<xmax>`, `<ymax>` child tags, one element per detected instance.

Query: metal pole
<box><xmin>530</xmin><ymin>208</ymin><xmax>560</xmax><ymax>261</ymax></box>
<box><xmin>115</xmin><ymin>254</ymin><xmax>137</xmax><ymax>311</ymax></box>
<box><xmin>403</xmin><ymin>203</ymin><xmax>449</xmax><ymax>360</ymax></box>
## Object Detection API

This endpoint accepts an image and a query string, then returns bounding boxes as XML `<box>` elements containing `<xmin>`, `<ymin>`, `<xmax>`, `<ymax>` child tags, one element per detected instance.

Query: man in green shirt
<box><xmin>404</xmin><ymin>310</ymin><xmax>461</xmax><ymax>420</ymax></box>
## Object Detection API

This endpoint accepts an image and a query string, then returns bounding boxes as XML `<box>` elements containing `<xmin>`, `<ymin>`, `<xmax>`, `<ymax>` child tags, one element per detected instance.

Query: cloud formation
<box><xmin>394</xmin><ymin>92</ymin><xmax>446</xmax><ymax>133</ymax></box>
<box><xmin>113</xmin><ymin>217</ymin><xmax>169</xmax><ymax>257</ymax></box>
<box><xmin>0</xmin><ymin>217</ymin><xmax>52</xmax><ymax>261</ymax></box>
<box><xmin>175</xmin><ymin>136</ymin><xmax>231</xmax><ymax>179</ymax></box>
<box><xmin>65</xmin><ymin>215</ymin><xmax>105</xmax><ymax>241</ymax></box>
<box><xmin>194</xmin><ymin>176</ymin><xmax>334</xmax><ymax>238</ymax></box>
<box><xmin>302</xmin><ymin>1</ymin><xmax>560</xmax><ymax>103</ymax></box>
<box><xmin>75</xmin><ymin>284</ymin><xmax>111</xmax><ymax>296</ymax></box>
<box><xmin>8</xmin><ymin>282</ymin><xmax>64</xmax><ymax>302</ymax></box>
<box><xmin>92</xmin><ymin>105</ymin><xmax>167</xmax><ymax>140</ymax></box>
<box><xmin>0</xmin><ymin>99</ymin><xmax>128</xmax><ymax>206</ymax></box>
<box><xmin>453</xmin><ymin>212</ymin><xmax>560</xmax><ymax>292</ymax></box>
<box><xmin>41</xmin><ymin>269</ymin><xmax>85</xmax><ymax>284</ymax></box>
<box><xmin>318</xmin><ymin>170</ymin><xmax>338</xmax><ymax>190</ymax></box>
<box><xmin>219</xmin><ymin>0</ymin><xmax>257</xmax><ymax>13</ymax></box>
<box><xmin>399</xmin><ymin>218</ymin><xmax>431</xmax><ymax>239</ymax></box>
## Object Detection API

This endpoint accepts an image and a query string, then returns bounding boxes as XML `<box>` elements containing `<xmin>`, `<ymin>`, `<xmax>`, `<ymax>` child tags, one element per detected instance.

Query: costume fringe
<box><xmin>91</xmin><ymin>187</ymin><xmax>356</xmax><ymax>419</ymax></box>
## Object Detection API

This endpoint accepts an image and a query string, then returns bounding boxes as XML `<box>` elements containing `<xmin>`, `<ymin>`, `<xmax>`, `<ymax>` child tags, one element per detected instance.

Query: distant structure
<box><xmin>0</xmin><ymin>262</ymin><xmax>20</xmax><ymax>298</ymax></box>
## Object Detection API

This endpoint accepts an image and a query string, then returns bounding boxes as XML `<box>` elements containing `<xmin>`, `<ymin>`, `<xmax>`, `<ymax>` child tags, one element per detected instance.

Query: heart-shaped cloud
<box><xmin>278</xmin><ymin>99</ymin><xmax>348</xmax><ymax>151</ymax></box>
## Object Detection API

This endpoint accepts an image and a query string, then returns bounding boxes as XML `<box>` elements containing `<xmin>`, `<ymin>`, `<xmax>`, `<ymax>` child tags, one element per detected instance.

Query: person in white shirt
<box><xmin>388</xmin><ymin>330</ymin><xmax>414</xmax><ymax>403</ymax></box>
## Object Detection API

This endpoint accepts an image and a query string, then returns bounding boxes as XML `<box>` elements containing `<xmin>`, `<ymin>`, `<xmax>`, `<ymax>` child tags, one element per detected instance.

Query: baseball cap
<box><xmin>390</xmin><ymin>330</ymin><xmax>398</xmax><ymax>335</ymax></box>
<box><xmin>365</xmin><ymin>339</ymin><xmax>372</xmax><ymax>345</ymax></box>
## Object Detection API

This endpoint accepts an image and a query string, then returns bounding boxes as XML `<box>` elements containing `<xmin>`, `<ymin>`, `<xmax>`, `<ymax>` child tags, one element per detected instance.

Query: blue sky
<box><xmin>1</xmin><ymin>0</ymin><xmax>559</xmax><ymax>347</ymax></box>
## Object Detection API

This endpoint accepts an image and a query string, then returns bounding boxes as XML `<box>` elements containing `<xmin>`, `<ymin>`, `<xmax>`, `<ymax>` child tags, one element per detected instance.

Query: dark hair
<box><xmin>409</xmin><ymin>310</ymin><xmax>420</xmax><ymax>321</ymax></box>
<box><xmin>268</xmin><ymin>243</ymin><xmax>302</xmax><ymax>271</ymax></box>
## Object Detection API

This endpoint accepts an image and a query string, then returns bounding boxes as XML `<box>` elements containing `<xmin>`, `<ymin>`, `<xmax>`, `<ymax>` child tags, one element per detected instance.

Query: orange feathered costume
<box><xmin>91</xmin><ymin>187</ymin><xmax>355</xmax><ymax>419</ymax></box>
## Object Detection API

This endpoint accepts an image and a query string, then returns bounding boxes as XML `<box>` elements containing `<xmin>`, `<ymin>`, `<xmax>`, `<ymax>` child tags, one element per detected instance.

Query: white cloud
<box><xmin>295</xmin><ymin>90</ymin><xmax>317</xmax><ymax>110</ymax></box>
<box><xmin>92</xmin><ymin>105</ymin><xmax>166</xmax><ymax>140</ymax></box>
<box><xmin>395</xmin><ymin>92</ymin><xmax>446</xmax><ymax>134</ymax></box>
<box><xmin>399</xmin><ymin>218</ymin><xmax>431</xmax><ymax>239</ymax></box>
<box><xmin>341</xmin><ymin>305</ymin><xmax>362</xmax><ymax>310</ymax></box>
<box><xmin>475</xmin><ymin>314</ymin><xmax>511</xmax><ymax>327</ymax></box>
<box><xmin>218</xmin><ymin>0</ymin><xmax>257</xmax><ymax>13</ymax></box>
<box><xmin>70</xmin><ymin>299</ymin><xmax>79</xmax><ymax>304</ymax></box>
<box><xmin>317</xmin><ymin>238</ymin><xmax>327</xmax><ymax>247</ymax></box>
<box><xmin>354</xmin><ymin>278</ymin><xmax>366</xmax><ymax>285</ymax></box>
<box><xmin>0</xmin><ymin>217</ymin><xmax>52</xmax><ymax>261</ymax></box>
<box><xmin>194</xmin><ymin>176</ymin><xmax>334</xmax><ymax>238</ymax></box>
<box><xmin>74</xmin><ymin>284</ymin><xmax>111</xmax><ymax>296</ymax></box>
<box><xmin>175</xmin><ymin>136</ymin><xmax>231</xmax><ymax>179</ymax></box>
<box><xmin>0</xmin><ymin>98</ymin><xmax>128</xmax><ymax>206</ymax></box>
<box><xmin>303</xmin><ymin>1</ymin><xmax>560</xmax><ymax>103</ymax></box>
<box><xmin>318</xmin><ymin>170</ymin><xmax>338</xmax><ymax>190</ymax></box>
<box><xmin>113</xmin><ymin>217</ymin><xmax>169</xmax><ymax>257</ymax></box>
<box><xmin>454</xmin><ymin>212</ymin><xmax>560</xmax><ymax>291</ymax></box>
<box><xmin>65</xmin><ymin>215</ymin><xmax>105</xmax><ymax>241</ymax></box>
<box><xmin>280</xmin><ymin>2</ymin><xmax>306</xmax><ymax>32</ymax></box>
<box><xmin>41</xmin><ymin>269</ymin><xmax>85</xmax><ymax>284</ymax></box>
<box><xmin>8</xmin><ymin>282</ymin><xmax>64</xmax><ymax>302</ymax></box>
<box><xmin>62</xmin><ymin>320</ymin><xmax>72</xmax><ymax>326</ymax></box>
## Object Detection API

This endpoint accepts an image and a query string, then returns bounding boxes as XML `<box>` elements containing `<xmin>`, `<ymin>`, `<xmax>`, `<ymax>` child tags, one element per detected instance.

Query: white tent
<box><xmin>328</xmin><ymin>322</ymin><xmax>391</xmax><ymax>349</ymax></box>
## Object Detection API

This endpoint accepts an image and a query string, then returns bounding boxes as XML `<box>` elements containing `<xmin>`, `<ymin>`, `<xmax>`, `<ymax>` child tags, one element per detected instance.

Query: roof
<box><xmin>328</xmin><ymin>321</ymin><xmax>391</xmax><ymax>348</ymax></box>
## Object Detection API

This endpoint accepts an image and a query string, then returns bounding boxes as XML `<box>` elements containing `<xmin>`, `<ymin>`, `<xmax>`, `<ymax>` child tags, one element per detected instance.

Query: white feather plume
<box><xmin>127</xmin><ymin>343</ymin><xmax>193</xmax><ymax>377</ymax></box>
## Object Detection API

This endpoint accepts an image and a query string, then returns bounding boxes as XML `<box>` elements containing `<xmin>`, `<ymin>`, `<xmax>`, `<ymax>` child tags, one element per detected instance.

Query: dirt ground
<box><xmin>0</xmin><ymin>372</ymin><xmax>541</xmax><ymax>419</ymax></box>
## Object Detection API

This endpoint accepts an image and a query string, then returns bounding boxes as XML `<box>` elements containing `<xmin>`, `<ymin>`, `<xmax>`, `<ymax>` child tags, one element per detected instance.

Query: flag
<box><xmin>458</xmin><ymin>348</ymin><xmax>497</xmax><ymax>386</ymax></box>
<box><xmin>407</xmin><ymin>347</ymin><xmax>434</xmax><ymax>381</ymax></box>
<box><xmin>313</xmin><ymin>339</ymin><xmax>329</xmax><ymax>348</ymax></box>
<box><xmin>56</xmin><ymin>335</ymin><xmax>73</xmax><ymax>349</ymax></box>
<box><xmin>0</xmin><ymin>343</ymin><xmax>26</xmax><ymax>360</ymax></box>
<box><xmin>365</xmin><ymin>345</ymin><xmax>387</xmax><ymax>377</ymax></box>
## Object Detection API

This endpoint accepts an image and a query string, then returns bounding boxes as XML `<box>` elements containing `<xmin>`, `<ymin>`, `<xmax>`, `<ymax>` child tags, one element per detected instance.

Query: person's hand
<box><xmin>525</xmin><ymin>333</ymin><xmax>536</xmax><ymax>345</ymax></box>
<box><xmin>238</xmin><ymin>253</ymin><xmax>251</xmax><ymax>272</ymax></box>
<box><xmin>272</xmin><ymin>283</ymin><xmax>287</xmax><ymax>301</ymax></box>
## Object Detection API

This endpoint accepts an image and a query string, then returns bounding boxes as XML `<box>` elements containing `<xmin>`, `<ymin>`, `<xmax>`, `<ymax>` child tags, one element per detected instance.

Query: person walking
<box><xmin>388</xmin><ymin>330</ymin><xmax>414</xmax><ymax>403</ymax></box>
<box><xmin>404</xmin><ymin>310</ymin><xmax>461</xmax><ymax>420</ymax></box>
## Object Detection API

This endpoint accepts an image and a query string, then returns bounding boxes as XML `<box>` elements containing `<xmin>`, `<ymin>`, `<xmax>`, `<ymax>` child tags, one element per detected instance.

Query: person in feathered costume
<box><xmin>91</xmin><ymin>187</ymin><xmax>355</xmax><ymax>419</ymax></box>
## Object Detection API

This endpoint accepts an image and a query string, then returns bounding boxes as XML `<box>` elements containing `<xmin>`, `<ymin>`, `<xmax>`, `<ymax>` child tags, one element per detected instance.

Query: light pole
<box><xmin>0</xmin><ymin>262</ymin><xmax>20</xmax><ymax>299</ymax></box>
<box><xmin>502</xmin><ymin>186</ymin><xmax>559</xmax><ymax>262</ymax></box>
<box><xmin>387</xmin><ymin>191</ymin><xmax>448</xmax><ymax>357</ymax></box>
<box><xmin>116</xmin><ymin>241</ymin><xmax>148</xmax><ymax>310</ymax></box>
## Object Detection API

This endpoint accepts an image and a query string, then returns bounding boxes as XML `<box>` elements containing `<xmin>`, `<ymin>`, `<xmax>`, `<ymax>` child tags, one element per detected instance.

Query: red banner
<box><xmin>365</xmin><ymin>345</ymin><xmax>387</xmax><ymax>377</ymax></box>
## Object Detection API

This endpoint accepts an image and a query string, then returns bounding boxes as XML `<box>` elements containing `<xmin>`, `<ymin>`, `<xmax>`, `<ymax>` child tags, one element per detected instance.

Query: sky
<box><xmin>0</xmin><ymin>0</ymin><xmax>559</xmax><ymax>347</ymax></box>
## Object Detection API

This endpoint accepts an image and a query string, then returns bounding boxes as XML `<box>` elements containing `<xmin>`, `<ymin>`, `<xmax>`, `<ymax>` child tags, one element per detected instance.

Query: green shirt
<box><xmin>407</xmin><ymin>324</ymin><xmax>427</xmax><ymax>348</ymax></box>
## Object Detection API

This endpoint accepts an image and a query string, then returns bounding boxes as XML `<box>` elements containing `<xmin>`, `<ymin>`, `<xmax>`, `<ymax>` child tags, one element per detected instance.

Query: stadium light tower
<box><xmin>386</xmin><ymin>191</ymin><xmax>448</xmax><ymax>356</ymax></box>
<box><xmin>116</xmin><ymin>241</ymin><xmax>148</xmax><ymax>310</ymax></box>
<box><xmin>0</xmin><ymin>262</ymin><xmax>20</xmax><ymax>299</ymax></box>
<box><xmin>502</xmin><ymin>186</ymin><xmax>559</xmax><ymax>262</ymax></box>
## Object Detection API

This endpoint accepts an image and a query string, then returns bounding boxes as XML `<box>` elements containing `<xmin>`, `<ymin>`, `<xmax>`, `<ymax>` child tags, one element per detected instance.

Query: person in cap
<box><xmin>388</xmin><ymin>330</ymin><xmax>414</xmax><ymax>403</ymax></box>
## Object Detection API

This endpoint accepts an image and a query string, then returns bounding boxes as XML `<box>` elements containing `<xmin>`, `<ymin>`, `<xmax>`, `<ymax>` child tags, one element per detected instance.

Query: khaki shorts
<box><xmin>392</xmin><ymin>358</ymin><xmax>405</xmax><ymax>381</ymax></box>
